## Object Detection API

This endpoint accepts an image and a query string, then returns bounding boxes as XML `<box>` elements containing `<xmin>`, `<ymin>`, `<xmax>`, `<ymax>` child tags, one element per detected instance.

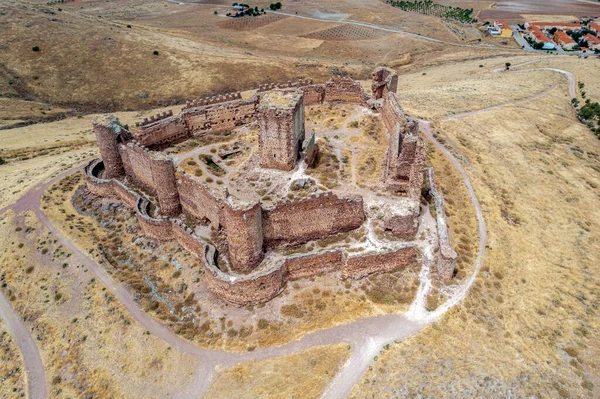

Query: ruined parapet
<box><xmin>262</xmin><ymin>192</ymin><xmax>365</xmax><ymax>247</ymax></box>
<box><xmin>93</xmin><ymin>115</ymin><xmax>128</xmax><ymax>179</ymax></box>
<box><xmin>302</xmin><ymin>84</ymin><xmax>326</xmax><ymax>106</ymax></box>
<box><xmin>381</xmin><ymin>92</ymin><xmax>406</xmax><ymax>134</ymax></box>
<box><xmin>382</xmin><ymin>199</ymin><xmax>421</xmax><ymax>240</ymax></box>
<box><xmin>183</xmin><ymin>92</ymin><xmax>242</xmax><ymax>110</ymax></box>
<box><xmin>372</xmin><ymin>67</ymin><xmax>398</xmax><ymax>100</ymax></box>
<box><xmin>140</xmin><ymin>110</ymin><xmax>174</xmax><ymax>127</ymax></box>
<box><xmin>258</xmin><ymin>89</ymin><xmax>305</xmax><ymax>171</ymax></box>
<box><xmin>222</xmin><ymin>201</ymin><xmax>264</xmax><ymax>273</ymax></box>
<box><xmin>257</xmin><ymin>78</ymin><xmax>313</xmax><ymax>92</ymax></box>
<box><xmin>426</xmin><ymin>167</ymin><xmax>457</xmax><ymax>279</ymax></box>
<box><xmin>302</xmin><ymin>130</ymin><xmax>318</xmax><ymax>167</ymax></box>
<box><xmin>324</xmin><ymin>76</ymin><xmax>369</xmax><ymax>106</ymax></box>
<box><xmin>344</xmin><ymin>246</ymin><xmax>416</xmax><ymax>279</ymax></box>
<box><xmin>203</xmin><ymin>244</ymin><xmax>286</xmax><ymax>305</ymax></box>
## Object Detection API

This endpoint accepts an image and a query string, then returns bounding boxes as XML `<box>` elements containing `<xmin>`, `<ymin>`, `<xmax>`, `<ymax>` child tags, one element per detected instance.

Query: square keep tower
<box><xmin>258</xmin><ymin>89</ymin><xmax>305</xmax><ymax>171</ymax></box>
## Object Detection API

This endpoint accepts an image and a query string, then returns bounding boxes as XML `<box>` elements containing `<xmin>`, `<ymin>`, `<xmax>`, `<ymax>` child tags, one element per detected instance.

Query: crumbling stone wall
<box><xmin>301</xmin><ymin>84</ymin><xmax>326</xmax><ymax>106</ymax></box>
<box><xmin>324</xmin><ymin>77</ymin><xmax>369</xmax><ymax>105</ymax></box>
<box><xmin>183</xmin><ymin>92</ymin><xmax>242</xmax><ymax>110</ymax></box>
<box><xmin>372</xmin><ymin>67</ymin><xmax>398</xmax><ymax>100</ymax></box>
<box><xmin>176</xmin><ymin>171</ymin><xmax>222</xmax><ymax>228</ymax></box>
<box><xmin>136</xmin><ymin>198</ymin><xmax>174</xmax><ymax>242</ymax></box>
<box><xmin>382</xmin><ymin>93</ymin><xmax>425</xmax><ymax>200</ymax></box>
<box><xmin>285</xmin><ymin>250</ymin><xmax>345</xmax><ymax>280</ymax></box>
<box><xmin>262</xmin><ymin>192</ymin><xmax>365</xmax><ymax>247</ymax></box>
<box><xmin>257</xmin><ymin>78</ymin><xmax>313</xmax><ymax>92</ymax></box>
<box><xmin>222</xmin><ymin>202</ymin><xmax>264</xmax><ymax>273</ymax></box>
<box><xmin>184</xmin><ymin>97</ymin><xmax>259</xmax><ymax>136</ymax></box>
<box><xmin>136</xmin><ymin>115</ymin><xmax>189</xmax><ymax>148</ymax></box>
<box><xmin>258</xmin><ymin>89</ymin><xmax>305</xmax><ymax>171</ymax></box>
<box><xmin>203</xmin><ymin>244</ymin><xmax>286</xmax><ymax>305</ymax></box>
<box><xmin>344</xmin><ymin>246</ymin><xmax>416</xmax><ymax>279</ymax></box>
<box><xmin>426</xmin><ymin>167</ymin><xmax>457</xmax><ymax>279</ymax></box>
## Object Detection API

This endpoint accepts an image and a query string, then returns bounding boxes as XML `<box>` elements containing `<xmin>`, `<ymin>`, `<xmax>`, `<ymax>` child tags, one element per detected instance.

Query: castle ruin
<box><xmin>84</xmin><ymin>69</ymin><xmax>456</xmax><ymax>306</ymax></box>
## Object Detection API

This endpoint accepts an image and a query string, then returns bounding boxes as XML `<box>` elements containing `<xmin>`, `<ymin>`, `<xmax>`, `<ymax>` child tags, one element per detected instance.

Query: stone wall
<box><xmin>135</xmin><ymin>198</ymin><xmax>175</xmax><ymax>242</ymax></box>
<box><xmin>426</xmin><ymin>167</ymin><xmax>457</xmax><ymax>279</ymax></box>
<box><xmin>372</xmin><ymin>67</ymin><xmax>398</xmax><ymax>100</ymax></box>
<box><xmin>176</xmin><ymin>171</ymin><xmax>222</xmax><ymax>228</ymax></box>
<box><xmin>119</xmin><ymin>141</ymin><xmax>181</xmax><ymax>216</ymax></box>
<box><xmin>302</xmin><ymin>84</ymin><xmax>326</xmax><ymax>106</ymax></box>
<box><xmin>183</xmin><ymin>92</ymin><xmax>242</xmax><ymax>110</ymax></box>
<box><xmin>136</xmin><ymin>115</ymin><xmax>189</xmax><ymax>148</ymax></box>
<box><xmin>257</xmin><ymin>78</ymin><xmax>313</xmax><ymax>92</ymax></box>
<box><xmin>324</xmin><ymin>77</ymin><xmax>369</xmax><ymax>105</ymax></box>
<box><xmin>93</xmin><ymin>115</ymin><xmax>127</xmax><ymax>179</ymax></box>
<box><xmin>258</xmin><ymin>89</ymin><xmax>305</xmax><ymax>171</ymax></box>
<box><xmin>262</xmin><ymin>192</ymin><xmax>365</xmax><ymax>247</ymax></box>
<box><xmin>184</xmin><ymin>97</ymin><xmax>259</xmax><ymax>137</ymax></box>
<box><xmin>222</xmin><ymin>202</ymin><xmax>264</xmax><ymax>273</ymax></box>
<box><xmin>203</xmin><ymin>245</ymin><xmax>286</xmax><ymax>306</ymax></box>
<box><xmin>381</xmin><ymin>91</ymin><xmax>406</xmax><ymax>135</ymax></box>
<box><xmin>285</xmin><ymin>250</ymin><xmax>345</xmax><ymax>280</ymax></box>
<box><xmin>344</xmin><ymin>246</ymin><xmax>417</xmax><ymax>279</ymax></box>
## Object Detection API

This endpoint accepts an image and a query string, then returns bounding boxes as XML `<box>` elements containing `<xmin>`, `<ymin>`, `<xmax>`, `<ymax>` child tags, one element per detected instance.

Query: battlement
<box><xmin>183</xmin><ymin>92</ymin><xmax>242</xmax><ymax>110</ymax></box>
<box><xmin>140</xmin><ymin>110</ymin><xmax>174</xmax><ymax>127</ymax></box>
<box><xmin>257</xmin><ymin>78</ymin><xmax>313</xmax><ymax>92</ymax></box>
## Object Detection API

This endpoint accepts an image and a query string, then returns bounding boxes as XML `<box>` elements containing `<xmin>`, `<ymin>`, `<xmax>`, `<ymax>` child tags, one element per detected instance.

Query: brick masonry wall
<box><xmin>135</xmin><ymin>198</ymin><xmax>175</xmax><ymax>242</ymax></box>
<box><xmin>285</xmin><ymin>250</ymin><xmax>345</xmax><ymax>280</ymax></box>
<box><xmin>372</xmin><ymin>67</ymin><xmax>398</xmax><ymax>100</ymax></box>
<box><xmin>381</xmin><ymin>92</ymin><xmax>406</xmax><ymax>135</ymax></box>
<box><xmin>176</xmin><ymin>171</ymin><xmax>222</xmax><ymax>228</ymax></box>
<box><xmin>184</xmin><ymin>97</ymin><xmax>258</xmax><ymax>136</ymax></box>
<box><xmin>258</xmin><ymin>90</ymin><xmax>305</xmax><ymax>171</ymax></box>
<box><xmin>222</xmin><ymin>202</ymin><xmax>264</xmax><ymax>273</ymax></box>
<box><xmin>302</xmin><ymin>84</ymin><xmax>326</xmax><ymax>106</ymax></box>
<box><xmin>262</xmin><ymin>192</ymin><xmax>365</xmax><ymax>247</ymax></box>
<box><xmin>344</xmin><ymin>246</ymin><xmax>417</xmax><ymax>279</ymax></box>
<box><xmin>171</xmin><ymin>219</ymin><xmax>205</xmax><ymax>259</ymax></box>
<box><xmin>136</xmin><ymin>115</ymin><xmax>189</xmax><ymax>148</ymax></box>
<box><xmin>203</xmin><ymin>244</ymin><xmax>286</xmax><ymax>305</ymax></box>
<box><xmin>324</xmin><ymin>77</ymin><xmax>369</xmax><ymax>105</ymax></box>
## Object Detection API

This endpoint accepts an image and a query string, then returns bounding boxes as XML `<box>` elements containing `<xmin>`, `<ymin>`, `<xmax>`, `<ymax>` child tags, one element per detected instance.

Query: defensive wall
<box><xmin>84</xmin><ymin>70</ymin><xmax>451</xmax><ymax>305</ymax></box>
<box><xmin>85</xmin><ymin>159</ymin><xmax>416</xmax><ymax>305</ymax></box>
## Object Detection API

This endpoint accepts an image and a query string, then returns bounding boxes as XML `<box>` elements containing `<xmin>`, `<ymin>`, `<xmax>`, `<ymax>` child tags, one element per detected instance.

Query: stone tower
<box><xmin>258</xmin><ymin>89</ymin><xmax>305</xmax><ymax>171</ymax></box>
<box><xmin>372</xmin><ymin>67</ymin><xmax>398</xmax><ymax>100</ymax></box>
<box><xmin>93</xmin><ymin>115</ymin><xmax>127</xmax><ymax>179</ymax></box>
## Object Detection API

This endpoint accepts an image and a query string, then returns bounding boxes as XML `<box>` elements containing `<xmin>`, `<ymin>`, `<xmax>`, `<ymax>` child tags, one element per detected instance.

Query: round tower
<box><xmin>222</xmin><ymin>201</ymin><xmax>264</xmax><ymax>273</ymax></box>
<box><xmin>93</xmin><ymin>115</ymin><xmax>125</xmax><ymax>179</ymax></box>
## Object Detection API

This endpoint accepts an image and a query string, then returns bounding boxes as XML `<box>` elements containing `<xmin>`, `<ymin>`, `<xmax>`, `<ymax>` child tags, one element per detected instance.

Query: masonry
<box><xmin>83</xmin><ymin>69</ymin><xmax>449</xmax><ymax>305</ymax></box>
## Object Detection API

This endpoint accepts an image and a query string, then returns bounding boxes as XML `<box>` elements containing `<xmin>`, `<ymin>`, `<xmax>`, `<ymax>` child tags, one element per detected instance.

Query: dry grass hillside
<box><xmin>0</xmin><ymin>318</ymin><xmax>25</xmax><ymax>399</ymax></box>
<box><xmin>350</xmin><ymin>58</ymin><xmax>600</xmax><ymax>398</ymax></box>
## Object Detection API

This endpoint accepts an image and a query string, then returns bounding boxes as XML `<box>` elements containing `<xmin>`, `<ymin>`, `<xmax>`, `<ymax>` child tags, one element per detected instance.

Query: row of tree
<box><xmin>387</xmin><ymin>0</ymin><xmax>476</xmax><ymax>23</ymax></box>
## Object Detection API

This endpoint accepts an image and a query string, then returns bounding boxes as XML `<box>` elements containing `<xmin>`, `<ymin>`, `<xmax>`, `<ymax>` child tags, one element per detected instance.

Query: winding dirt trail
<box><xmin>0</xmin><ymin>291</ymin><xmax>46</xmax><ymax>399</ymax></box>
<box><xmin>0</xmin><ymin>61</ymin><xmax>580</xmax><ymax>399</ymax></box>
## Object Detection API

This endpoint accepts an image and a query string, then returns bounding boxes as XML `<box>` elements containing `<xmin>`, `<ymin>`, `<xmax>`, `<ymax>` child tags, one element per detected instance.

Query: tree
<box><xmin>505</xmin><ymin>62</ymin><xmax>511</xmax><ymax>70</ymax></box>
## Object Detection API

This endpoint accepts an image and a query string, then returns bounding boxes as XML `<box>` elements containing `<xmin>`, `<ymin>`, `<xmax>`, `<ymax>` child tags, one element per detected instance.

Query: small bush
<box><xmin>32</xmin><ymin>46</ymin><xmax>40</xmax><ymax>52</ymax></box>
<box><xmin>153</xmin><ymin>50</ymin><xmax>159</xmax><ymax>56</ymax></box>
<box><xmin>257</xmin><ymin>318</ymin><xmax>269</xmax><ymax>329</ymax></box>
<box><xmin>127</xmin><ymin>24</ymin><xmax>132</xmax><ymax>28</ymax></box>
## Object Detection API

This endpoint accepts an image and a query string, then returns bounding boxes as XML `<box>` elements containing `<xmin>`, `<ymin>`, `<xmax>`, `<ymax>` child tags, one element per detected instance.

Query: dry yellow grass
<box><xmin>0</xmin><ymin>318</ymin><xmax>25</xmax><ymax>399</ymax></box>
<box><xmin>0</xmin><ymin>210</ymin><xmax>200</xmax><ymax>398</ymax></box>
<box><xmin>350</xmin><ymin>77</ymin><xmax>600</xmax><ymax>398</ymax></box>
<box><xmin>204</xmin><ymin>343</ymin><xmax>350</xmax><ymax>399</ymax></box>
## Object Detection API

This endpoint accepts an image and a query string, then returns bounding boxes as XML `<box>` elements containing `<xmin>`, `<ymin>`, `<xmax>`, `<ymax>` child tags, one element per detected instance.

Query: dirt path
<box><xmin>0</xmin><ymin>291</ymin><xmax>46</xmax><ymax>399</ymax></box>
